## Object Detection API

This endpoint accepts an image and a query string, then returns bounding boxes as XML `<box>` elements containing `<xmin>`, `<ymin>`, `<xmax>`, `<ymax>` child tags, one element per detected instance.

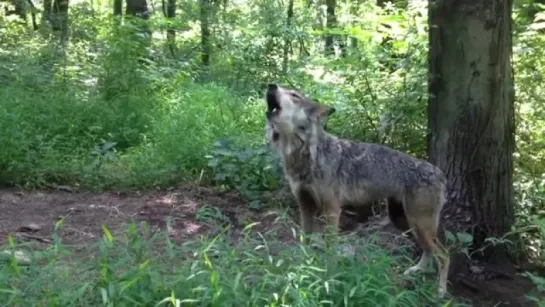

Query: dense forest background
<box><xmin>0</xmin><ymin>0</ymin><xmax>545</xmax><ymax>306</ymax></box>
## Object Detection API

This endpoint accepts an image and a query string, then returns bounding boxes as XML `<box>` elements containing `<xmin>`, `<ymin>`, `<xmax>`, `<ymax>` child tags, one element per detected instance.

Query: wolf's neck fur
<box><xmin>275</xmin><ymin>127</ymin><xmax>333</xmax><ymax>184</ymax></box>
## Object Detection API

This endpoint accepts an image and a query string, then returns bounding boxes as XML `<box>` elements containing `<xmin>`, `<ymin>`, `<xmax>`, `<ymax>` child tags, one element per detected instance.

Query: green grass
<box><xmin>0</xmin><ymin>223</ymin><xmax>469</xmax><ymax>307</ymax></box>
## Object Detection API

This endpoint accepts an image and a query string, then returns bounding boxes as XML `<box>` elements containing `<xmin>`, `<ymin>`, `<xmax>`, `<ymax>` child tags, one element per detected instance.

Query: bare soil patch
<box><xmin>0</xmin><ymin>184</ymin><xmax>296</xmax><ymax>248</ymax></box>
<box><xmin>0</xmin><ymin>184</ymin><xmax>542</xmax><ymax>306</ymax></box>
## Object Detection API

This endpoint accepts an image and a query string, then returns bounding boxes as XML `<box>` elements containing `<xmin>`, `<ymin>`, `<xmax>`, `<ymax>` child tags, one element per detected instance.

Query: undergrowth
<box><xmin>0</xmin><ymin>222</ymin><xmax>470</xmax><ymax>307</ymax></box>
<box><xmin>0</xmin><ymin>1</ymin><xmax>544</xmax><ymax>305</ymax></box>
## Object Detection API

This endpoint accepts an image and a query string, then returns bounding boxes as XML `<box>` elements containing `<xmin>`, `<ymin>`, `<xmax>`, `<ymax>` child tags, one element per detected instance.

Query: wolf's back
<box><xmin>312</xmin><ymin>134</ymin><xmax>446</xmax><ymax>193</ymax></box>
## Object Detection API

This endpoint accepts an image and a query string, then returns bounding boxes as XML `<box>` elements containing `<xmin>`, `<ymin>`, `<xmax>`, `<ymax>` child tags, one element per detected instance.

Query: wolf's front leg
<box><xmin>322</xmin><ymin>201</ymin><xmax>341</xmax><ymax>248</ymax></box>
<box><xmin>295</xmin><ymin>188</ymin><xmax>319</xmax><ymax>243</ymax></box>
<box><xmin>299</xmin><ymin>203</ymin><xmax>317</xmax><ymax>234</ymax></box>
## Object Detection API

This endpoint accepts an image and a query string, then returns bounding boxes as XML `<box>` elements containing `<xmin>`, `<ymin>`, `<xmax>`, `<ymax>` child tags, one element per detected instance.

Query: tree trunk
<box><xmin>200</xmin><ymin>0</ymin><xmax>211</xmax><ymax>67</ymax></box>
<box><xmin>166</xmin><ymin>0</ymin><xmax>176</xmax><ymax>57</ymax></box>
<box><xmin>28</xmin><ymin>0</ymin><xmax>38</xmax><ymax>29</ymax></box>
<box><xmin>282</xmin><ymin>0</ymin><xmax>294</xmax><ymax>73</ymax></box>
<box><xmin>125</xmin><ymin>0</ymin><xmax>151</xmax><ymax>42</ymax></box>
<box><xmin>43</xmin><ymin>0</ymin><xmax>52</xmax><ymax>25</ymax></box>
<box><xmin>324</xmin><ymin>0</ymin><xmax>336</xmax><ymax>56</ymax></box>
<box><xmin>51</xmin><ymin>0</ymin><xmax>69</xmax><ymax>39</ymax></box>
<box><xmin>125</xmin><ymin>0</ymin><xmax>149</xmax><ymax>19</ymax></box>
<box><xmin>349</xmin><ymin>0</ymin><xmax>362</xmax><ymax>52</ymax></box>
<box><xmin>376</xmin><ymin>0</ymin><xmax>396</xmax><ymax>71</ymax></box>
<box><xmin>113</xmin><ymin>0</ymin><xmax>122</xmax><ymax>16</ymax></box>
<box><xmin>428</xmin><ymin>0</ymin><xmax>515</xmax><ymax>269</ymax></box>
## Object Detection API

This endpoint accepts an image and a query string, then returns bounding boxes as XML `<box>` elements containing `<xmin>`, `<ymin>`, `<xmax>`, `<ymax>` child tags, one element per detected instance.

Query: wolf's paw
<box><xmin>335</xmin><ymin>244</ymin><xmax>355</xmax><ymax>257</ymax></box>
<box><xmin>403</xmin><ymin>265</ymin><xmax>424</xmax><ymax>275</ymax></box>
<box><xmin>437</xmin><ymin>286</ymin><xmax>447</xmax><ymax>298</ymax></box>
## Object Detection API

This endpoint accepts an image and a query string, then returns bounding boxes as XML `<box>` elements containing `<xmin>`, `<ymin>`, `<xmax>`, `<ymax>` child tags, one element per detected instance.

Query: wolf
<box><xmin>263</xmin><ymin>83</ymin><xmax>450</xmax><ymax>297</ymax></box>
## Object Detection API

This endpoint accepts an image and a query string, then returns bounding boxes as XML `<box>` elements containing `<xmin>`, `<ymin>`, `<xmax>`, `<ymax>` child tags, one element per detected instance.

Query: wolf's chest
<box><xmin>281</xmin><ymin>149</ymin><xmax>313</xmax><ymax>183</ymax></box>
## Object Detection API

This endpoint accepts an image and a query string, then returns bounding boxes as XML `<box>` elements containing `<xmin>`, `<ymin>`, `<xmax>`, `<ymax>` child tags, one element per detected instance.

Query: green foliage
<box><xmin>206</xmin><ymin>140</ymin><xmax>282</xmax><ymax>205</ymax></box>
<box><xmin>524</xmin><ymin>271</ymin><xmax>545</xmax><ymax>307</ymax></box>
<box><xmin>0</xmin><ymin>0</ymin><xmax>544</xmax><ymax>270</ymax></box>
<box><xmin>0</xmin><ymin>0</ymin><xmax>542</xmax><ymax>225</ymax></box>
<box><xmin>0</xmin><ymin>1</ymin><xmax>439</xmax><ymax>191</ymax></box>
<box><xmin>0</xmin><ymin>223</ymin><xmax>470</xmax><ymax>306</ymax></box>
<box><xmin>0</xmin><ymin>0</ymin><xmax>544</xmax><ymax>303</ymax></box>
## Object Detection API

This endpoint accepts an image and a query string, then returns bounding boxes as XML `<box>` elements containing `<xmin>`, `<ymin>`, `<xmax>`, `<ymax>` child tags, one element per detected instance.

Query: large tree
<box><xmin>427</xmin><ymin>0</ymin><xmax>515</xmax><ymax>271</ymax></box>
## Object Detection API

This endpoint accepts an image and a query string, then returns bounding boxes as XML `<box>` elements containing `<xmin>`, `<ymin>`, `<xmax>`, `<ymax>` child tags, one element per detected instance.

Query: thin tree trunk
<box><xmin>200</xmin><ymin>0</ymin><xmax>211</xmax><ymax>67</ymax></box>
<box><xmin>43</xmin><ymin>0</ymin><xmax>52</xmax><ymax>25</ymax></box>
<box><xmin>324</xmin><ymin>0</ymin><xmax>336</xmax><ymax>56</ymax></box>
<box><xmin>114</xmin><ymin>0</ymin><xmax>122</xmax><ymax>16</ymax></box>
<box><xmin>349</xmin><ymin>0</ymin><xmax>361</xmax><ymax>52</ymax></box>
<box><xmin>28</xmin><ymin>0</ymin><xmax>38</xmax><ymax>29</ymax></box>
<box><xmin>282</xmin><ymin>0</ymin><xmax>294</xmax><ymax>73</ymax></box>
<box><xmin>51</xmin><ymin>0</ymin><xmax>69</xmax><ymax>39</ymax></box>
<box><xmin>376</xmin><ymin>0</ymin><xmax>396</xmax><ymax>71</ymax></box>
<box><xmin>125</xmin><ymin>0</ymin><xmax>151</xmax><ymax>41</ymax></box>
<box><xmin>125</xmin><ymin>0</ymin><xmax>149</xmax><ymax>19</ymax></box>
<box><xmin>166</xmin><ymin>0</ymin><xmax>176</xmax><ymax>57</ymax></box>
<box><xmin>428</xmin><ymin>0</ymin><xmax>515</xmax><ymax>269</ymax></box>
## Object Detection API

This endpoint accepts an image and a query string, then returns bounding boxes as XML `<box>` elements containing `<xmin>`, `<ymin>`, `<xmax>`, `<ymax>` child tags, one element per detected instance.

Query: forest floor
<box><xmin>0</xmin><ymin>183</ymin><xmax>542</xmax><ymax>306</ymax></box>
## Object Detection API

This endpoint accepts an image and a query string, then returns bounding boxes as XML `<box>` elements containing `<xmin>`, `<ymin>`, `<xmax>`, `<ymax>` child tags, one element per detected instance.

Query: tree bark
<box><xmin>28</xmin><ymin>0</ymin><xmax>38</xmax><ymax>29</ymax></box>
<box><xmin>51</xmin><ymin>0</ymin><xmax>69</xmax><ymax>39</ymax></box>
<box><xmin>428</xmin><ymin>0</ymin><xmax>515</xmax><ymax>268</ymax></box>
<box><xmin>125</xmin><ymin>0</ymin><xmax>151</xmax><ymax>42</ymax></box>
<box><xmin>43</xmin><ymin>0</ymin><xmax>52</xmax><ymax>25</ymax></box>
<box><xmin>282</xmin><ymin>0</ymin><xmax>294</xmax><ymax>73</ymax></box>
<box><xmin>166</xmin><ymin>0</ymin><xmax>176</xmax><ymax>56</ymax></box>
<box><xmin>376</xmin><ymin>0</ymin><xmax>397</xmax><ymax>71</ymax></box>
<box><xmin>349</xmin><ymin>0</ymin><xmax>363</xmax><ymax>52</ymax></box>
<box><xmin>113</xmin><ymin>0</ymin><xmax>122</xmax><ymax>16</ymax></box>
<box><xmin>324</xmin><ymin>0</ymin><xmax>336</xmax><ymax>56</ymax></box>
<box><xmin>125</xmin><ymin>0</ymin><xmax>149</xmax><ymax>19</ymax></box>
<box><xmin>200</xmin><ymin>0</ymin><xmax>211</xmax><ymax>67</ymax></box>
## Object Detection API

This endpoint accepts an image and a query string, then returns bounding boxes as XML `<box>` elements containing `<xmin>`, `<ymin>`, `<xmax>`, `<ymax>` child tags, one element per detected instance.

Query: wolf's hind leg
<box><xmin>402</xmin><ymin>187</ymin><xmax>450</xmax><ymax>298</ymax></box>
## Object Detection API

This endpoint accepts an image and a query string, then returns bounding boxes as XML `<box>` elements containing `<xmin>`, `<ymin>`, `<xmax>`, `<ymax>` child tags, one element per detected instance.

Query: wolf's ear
<box><xmin>305</xmin><ymin>102</ymin><xmax>335</xmax><ymax>128</ymax></box>
<box><xmin>306</xmin><ymin>102</ymin><xmax>335</xmax><ymax>120</ymax></box>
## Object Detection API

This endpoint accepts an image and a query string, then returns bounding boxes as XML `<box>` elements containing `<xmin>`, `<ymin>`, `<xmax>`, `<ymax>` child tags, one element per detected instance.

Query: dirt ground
<box><xmin>0</xmin><ymin>183</ymin><xmax>542</xmax><ymax>306</ymax></box>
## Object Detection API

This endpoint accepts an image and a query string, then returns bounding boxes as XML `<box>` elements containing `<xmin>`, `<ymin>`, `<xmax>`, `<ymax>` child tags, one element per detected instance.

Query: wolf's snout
<box><xmin>267</xmin><ymin>83</ymin><xmax>279</xmax><ymax>92</ymax></box>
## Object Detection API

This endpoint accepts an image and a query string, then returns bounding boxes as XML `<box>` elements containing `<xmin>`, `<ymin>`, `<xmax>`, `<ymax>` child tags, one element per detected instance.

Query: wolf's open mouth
<box><xmin>272</xmin><ymin>131</ymin><xmax>279</xmax><ymax>142</ymax></box>
<box><xmin>266</xmin><ymin>84</ymin><xmax>281</xmax><ymax>114</ymax></box>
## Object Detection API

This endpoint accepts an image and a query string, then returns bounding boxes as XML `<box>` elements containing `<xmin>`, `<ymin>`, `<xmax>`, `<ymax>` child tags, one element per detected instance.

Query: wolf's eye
<box><xmin>297</xmin><ymin>125</ymin><xmax>306</xmax><ymax>131</ymax></box>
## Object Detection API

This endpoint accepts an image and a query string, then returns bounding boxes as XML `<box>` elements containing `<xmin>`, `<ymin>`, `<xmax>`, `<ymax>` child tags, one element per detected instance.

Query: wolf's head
<box><xmin>264</xmin><ymin>84</ymin><xmax>335</xmax><ymax>146</ymax></box>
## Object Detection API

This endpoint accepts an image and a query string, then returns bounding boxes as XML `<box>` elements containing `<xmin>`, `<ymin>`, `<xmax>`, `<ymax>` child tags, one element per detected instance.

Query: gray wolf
<box><xmin>263</xmin><ymin>83</ymin><xmax>450</xmax><ymax>297</ymax></box>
